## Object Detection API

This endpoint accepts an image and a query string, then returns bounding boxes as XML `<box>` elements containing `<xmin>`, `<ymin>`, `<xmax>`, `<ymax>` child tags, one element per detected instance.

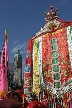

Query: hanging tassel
<box><xmin>60</xmin><ymin>97</ymin><xmax>63</xmax><ymax>107</ymax></box>
<box><xmin>53</xmin><ymin>96</ymin><xmax>56</xmax><ymax>108</ymax></box>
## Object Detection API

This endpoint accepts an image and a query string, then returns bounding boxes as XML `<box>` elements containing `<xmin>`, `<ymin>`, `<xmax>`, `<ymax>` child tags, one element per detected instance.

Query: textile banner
<box><xmin>42</xmin><ymin>33</ymin><xmax>53</xmax><ymax>86</ymax></box>
<box><xmin>24</xmin><ymin>39</ymin><xmax>32</xmax><ymax>88</ymax></box>
<box><xmin>56</xmin><ymin>28</ymin><xmax>71</xmax><ymax>87</ymax></box>
<box><xmin>66</xmin><ymin>26</ymin><xmax>72</xmax><ymax>76</ymax></box>
<box><xmin>38</xmin><ymin>36</ymin><xmax>42</xmax><ymax>85</ymax></box>
<box><xmin>42</xmin><ymin>27</ymin><xmax>71</xmax><ymax>88</ymax></box>
<box><xmin>50</xmin><ymin>28</ymin><xmax>70</xmax><ymax>88</ymax></box>
<box><xmin>0</xmin><ymin>40</ymin><xmax>7</xmax><ymax>98</ymax></box>
<box><xmin>51</xmin><ymin>28</ymin><xmax>71</xmax><ymax>88</ymax></box>
<box><xmin>33</xmin><ymin>37</ymin><xmax>40</xmax><ymax>94</ymax></box>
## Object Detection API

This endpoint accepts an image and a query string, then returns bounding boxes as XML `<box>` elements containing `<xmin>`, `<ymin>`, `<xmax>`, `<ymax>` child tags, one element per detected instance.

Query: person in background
<box><xmin>12</xmin><ymin>92</ymin><xmax>20</xmax><ymax>102</ymax></box>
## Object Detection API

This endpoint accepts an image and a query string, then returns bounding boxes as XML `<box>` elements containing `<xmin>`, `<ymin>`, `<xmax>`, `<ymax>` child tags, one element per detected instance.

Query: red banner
<box><xmin>42</xmin><ymin>33</ymin><xmax>53</xmax><ymax>85</ymax></box>
<box><xmin>24</xmin><ymin>39</ymin><xmax>32</xmax><ymax>88</ymax></box>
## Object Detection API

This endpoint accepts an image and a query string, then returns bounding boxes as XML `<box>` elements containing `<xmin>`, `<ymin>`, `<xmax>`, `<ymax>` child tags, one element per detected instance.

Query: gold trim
<box><xmin>0</xmin><ymin>90</ymin><xmax>6</xmax><ymax>97</ymax></box>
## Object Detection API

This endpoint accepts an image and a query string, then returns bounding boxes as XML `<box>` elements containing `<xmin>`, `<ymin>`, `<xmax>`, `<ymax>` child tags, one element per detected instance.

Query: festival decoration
<box><xmin>24</xmin><ymin>39</ymin><xmax>32</xmax><ymax>92</ymax></box>
<box><xmin>0</xmin><ymin>30</ymin><xmax>9</xmax><ymax>98</ymax></box>
<box><xmin>24</xmin><ymin>6</ymin><xmax>72</xmax><ymax>107</ymax></box>
<box><xmin>32</xmin><ymin>38</ymin><xmax>40</xmax><ymax>94</ymax></box>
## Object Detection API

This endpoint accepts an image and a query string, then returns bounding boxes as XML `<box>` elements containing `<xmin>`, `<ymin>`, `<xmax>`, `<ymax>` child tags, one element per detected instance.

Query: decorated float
<box><xmin>24</xmin><ymin>6</ymin><xmax>72</xmax><ymax>107</ymax></box>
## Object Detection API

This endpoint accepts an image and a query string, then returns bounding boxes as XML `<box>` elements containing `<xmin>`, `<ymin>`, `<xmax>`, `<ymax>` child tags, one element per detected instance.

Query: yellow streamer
<box><xmin>33</xmin><ymin>38</ymin><xmax>40</xmax><ymax>95</ymax></box>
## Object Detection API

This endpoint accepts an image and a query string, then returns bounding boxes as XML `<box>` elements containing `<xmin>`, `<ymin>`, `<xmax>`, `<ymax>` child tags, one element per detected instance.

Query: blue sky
<box><xmin>0</xmin><ymin>0</ymin><xmax>72</xmax><ymax>75</ymax></box>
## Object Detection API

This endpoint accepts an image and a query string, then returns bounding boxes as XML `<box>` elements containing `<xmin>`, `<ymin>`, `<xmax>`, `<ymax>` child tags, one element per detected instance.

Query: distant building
<box><xmin>13</xmin><ymin>50</ymin><xmax>22</xmax><ymax>86</ymax></box>
<box><xmin>9</xmin><ymin>63</ymin><xmax>14</xmax><ymax>75</ymax></box>
<box><xmin>8</xmin><ymin>63</ymin><xmax>14</xmax><ymax>87</ymax></box>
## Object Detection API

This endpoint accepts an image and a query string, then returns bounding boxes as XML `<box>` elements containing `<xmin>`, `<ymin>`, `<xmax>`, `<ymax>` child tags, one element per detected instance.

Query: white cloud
<box><xmin>11</xmin><ymin>42</ymin><xmax>27</xmax><ymax>53</ymax></box>
<box><xmin>14</xmin><ymin>40</ymin><xmax>18</xmax><ymax>45</ymax></box>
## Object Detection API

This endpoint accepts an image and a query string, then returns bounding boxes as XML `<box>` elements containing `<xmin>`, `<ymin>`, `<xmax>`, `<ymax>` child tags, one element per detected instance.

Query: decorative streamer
<box><xmin>42</xmin><ymin>33</ymin><xmax>53</xmax><ymax>85</ymax></box>
<box><xmin>38</xmin><ymin>36</ymin><xmax>43</xmax><ymax>85</ymax></box>
<box><xmin>33</xmin><ymin>38</ymin><xmax>40</xmax><ymax>94</ymax></box>
<box><xmin>0</xmin><ymin>37</ymin><xmax>9</xmax><ymax>98</ymax></box>
<box><xmin>56</xmin><ymin>28</ymin><xmax>70</xmax><ymax>87</ymax></box>
<box><xmin>66</xmin><ymin>26</ymin><xmax>72</xmax><ymax>69</ymax></box>
<box><xmin>24</xmin><ymin>39</ymin><xmax>32</xmax><ymax>90</ymax></box>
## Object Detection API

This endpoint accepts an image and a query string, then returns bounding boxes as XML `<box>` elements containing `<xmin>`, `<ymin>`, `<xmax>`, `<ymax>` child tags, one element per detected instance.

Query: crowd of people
<box><xmin>0</xmin><ymin>90</ymin><xmax>53</xmax><ymax>108</ymax></box>
<box><xmin>0</xmin><ymin>84</ymin><xmax>61</xmax><ymax>108</ymax></box>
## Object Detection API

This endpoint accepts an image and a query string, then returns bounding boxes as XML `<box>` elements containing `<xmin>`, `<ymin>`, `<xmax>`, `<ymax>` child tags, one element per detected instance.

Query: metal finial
<box><xmin>4</xmin><ymin>29</ymin><xmax>8</xmax><ymax>42</ymax></box>
<box><xmin>44</xmin><ymin>6</ymin><xmax>59</xmax><ymax>22</ymax></box>
<box><xmin>5</xmin><ymin>30</ymin><xmax>8</xmax><ymax>36</ymax></box>
<box><xmin>56</xmin><ymin>8</ymin><xmax>59</xmax><ymax>11</ymax></box>
<box><xmin>50</xmin><ymin>6</ymin><xmax>53</xmax><ymax>10</ymax></box>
